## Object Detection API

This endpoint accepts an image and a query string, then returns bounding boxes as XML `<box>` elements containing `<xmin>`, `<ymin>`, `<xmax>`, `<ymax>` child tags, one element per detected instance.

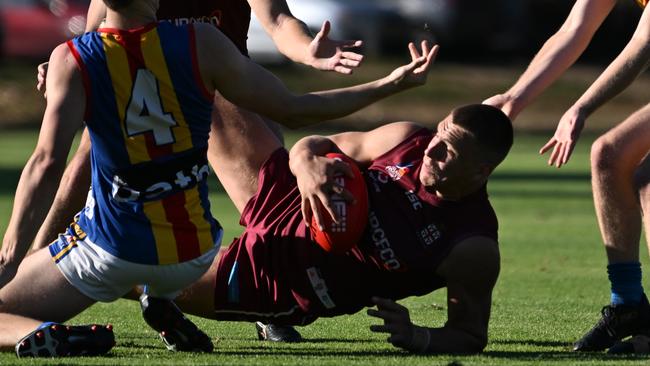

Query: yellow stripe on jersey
<box><xmin>101</xmin><ymin>33</ymin><xmax>150</xmax><ymax>164</ymax></box>
<box><xmin>637</xmin><ymin>0</ymin><xmax>648</xmax><ymax>8</ymax></box>
<box><xmin>140</xmin><ymin>28</ymin><xmax>194</xmax><ymax>154</ymax></box>
<box><xmin>183</xmin><ymin>187</ymin><xmax>214</xmax><ymax>255</ymax></box>
<box><xmin>143</xmin><ymin>199</ymin><xmax>179</xmax><ymax>264</ymax></box>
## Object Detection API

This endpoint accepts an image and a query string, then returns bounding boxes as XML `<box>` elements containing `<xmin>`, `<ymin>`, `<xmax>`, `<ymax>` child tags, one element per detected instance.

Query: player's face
<box><xmin>420</xmin><ymin>117</ymin><xmax>484</xmax><ymax>198</ymax></box>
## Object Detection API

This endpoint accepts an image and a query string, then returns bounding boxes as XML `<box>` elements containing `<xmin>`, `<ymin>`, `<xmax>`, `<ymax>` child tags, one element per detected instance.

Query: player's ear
<box><xmin>480</xmin><ymin>165</ymin><xmax>493</xmax><ymax>177</ymax></box>
<box><xmin>473</xmin><ymin>164</ymin><xmax>492</xmax><ymax>182</ymax></box>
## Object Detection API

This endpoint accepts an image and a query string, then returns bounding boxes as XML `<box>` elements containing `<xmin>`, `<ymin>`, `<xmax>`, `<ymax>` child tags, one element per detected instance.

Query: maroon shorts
<box><xmin>212</xmin><ymin>149</ymin><xmax>331</xmax><ymax>325</ymax></box>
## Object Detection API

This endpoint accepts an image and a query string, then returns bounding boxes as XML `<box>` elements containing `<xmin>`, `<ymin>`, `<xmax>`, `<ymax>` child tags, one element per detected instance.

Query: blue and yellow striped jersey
<box><xmin>64</xmin><ymin>22</ymin><xmax>221</xmax><ymax>265</ymax></box>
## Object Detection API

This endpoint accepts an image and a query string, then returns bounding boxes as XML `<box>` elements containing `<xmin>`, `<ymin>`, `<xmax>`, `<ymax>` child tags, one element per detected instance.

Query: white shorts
<box><xmin>50</xmin><ymin>231</ymin><xmax>222</xmax><ymax>302</ymax></box>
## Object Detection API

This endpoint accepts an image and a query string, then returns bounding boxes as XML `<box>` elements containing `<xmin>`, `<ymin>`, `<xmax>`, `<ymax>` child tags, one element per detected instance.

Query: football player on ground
<box><xmin>34</xmin><ymin>0</ymin><xmax>366</xmax><ymax>345</ymax></box>
<box><xmin>142</xmin><ymin>103</ymin><xmax>513</xmax><ymax>354</ymax></box>
<box><xmin>0</xmin><ymin>0</ymin><xmax>437</xmax><ymax>357</ymax></box>
<box><xmin>483</xmin><ymin>0</ymin><xmax>650</xmax><ymax>353</ymax></box>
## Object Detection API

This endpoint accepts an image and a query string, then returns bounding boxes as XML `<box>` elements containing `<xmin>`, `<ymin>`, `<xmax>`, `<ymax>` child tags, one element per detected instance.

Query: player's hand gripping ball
<box><xmin>310</xmin><ymin>153</ymin><xmax>369</xmax><ymax>254</ymax></box>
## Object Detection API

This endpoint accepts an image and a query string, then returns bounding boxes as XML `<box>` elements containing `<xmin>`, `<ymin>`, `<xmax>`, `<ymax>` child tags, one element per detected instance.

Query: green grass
<box><xmin>1</xmin><ymin>130</ymin><xmax>650</xmax><ymax>365</ymax></box>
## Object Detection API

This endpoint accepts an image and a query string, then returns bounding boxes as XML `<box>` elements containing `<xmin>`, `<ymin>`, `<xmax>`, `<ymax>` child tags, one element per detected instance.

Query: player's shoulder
<box><xmin>369</xmin><ymin>121</ymin><xmax>430</xmax><ymax>142</ymax></box>
<box><xmin>375</xmin><ymin>121</ymin><xmax>427</xmax><ymax>134</ymax></box>
<box><xmin>50</xmin><ymin>42</ymin><xmax>72</xmax><ymax>60</ymax></box>
<box><xmin>48</xmin><ymin>42</ymin><xmax>79</xmax><ymax>74</ymax></box>
<box><xmin>437</xmin><ymin>236</ymin><xmax>499</xmax><ymax>284</ymax></box>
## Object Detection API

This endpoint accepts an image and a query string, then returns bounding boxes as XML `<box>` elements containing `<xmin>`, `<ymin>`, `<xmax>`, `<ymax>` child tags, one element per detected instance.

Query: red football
<box><xmin>310</xmin><ymin>153</ymin><xmax>369</xmax><ymax>254</ymax></box>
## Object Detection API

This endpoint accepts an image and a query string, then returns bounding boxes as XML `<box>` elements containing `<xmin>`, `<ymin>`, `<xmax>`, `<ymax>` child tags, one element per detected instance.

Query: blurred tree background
<box><xmin>0</xmin><ymin>0</ymin><xmax>647</xmax><ymax>132</ymax></box>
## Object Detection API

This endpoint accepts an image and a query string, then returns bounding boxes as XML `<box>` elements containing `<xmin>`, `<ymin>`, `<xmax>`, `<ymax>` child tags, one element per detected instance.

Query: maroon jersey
<box><xmin>157</xmin><ymin>0</ymin><xmax>250</xmax><ymax>55</ymax></box>
<box><xmin>213</xmin><ymin>129</ymin><xmax>499</xmax><ymax>325</ymax></box>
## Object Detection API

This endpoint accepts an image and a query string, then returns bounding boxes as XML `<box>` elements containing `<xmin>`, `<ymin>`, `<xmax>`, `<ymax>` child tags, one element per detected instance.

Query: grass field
<box><xmin>1</xmin><ymin>129</ymin><xmax>650</xmax><ymax>365</ymax></box>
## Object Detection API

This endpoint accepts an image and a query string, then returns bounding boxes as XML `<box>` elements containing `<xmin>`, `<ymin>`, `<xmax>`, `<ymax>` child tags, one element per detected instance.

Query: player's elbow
<box><xmin>280</xmin><ymin>115</ymin><xmax>317</xmax><ymax>130</ymax></box>
<box><xmin>274</xmin><ymin>99</ymin><xmax>320</xmax><ymax>129</ymax></box>
<box><xmin>29</xmin><ymin>149</ymin><xmax>66</xmax><ymax>179</ymax></box>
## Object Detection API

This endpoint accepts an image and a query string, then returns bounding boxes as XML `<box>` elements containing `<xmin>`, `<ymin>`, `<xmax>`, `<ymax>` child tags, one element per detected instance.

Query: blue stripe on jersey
<box><xmin>157</xmin><ymin>23</ymin><xmax>212</xmax><ymax>149</ymax></box>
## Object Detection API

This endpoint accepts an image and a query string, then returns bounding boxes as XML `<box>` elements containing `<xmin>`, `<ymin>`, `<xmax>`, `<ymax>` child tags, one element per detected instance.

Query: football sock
<box><xmin>608</xmin><ymin>262</ymin><xmax>643</xmax><ymax>306</ymax></box>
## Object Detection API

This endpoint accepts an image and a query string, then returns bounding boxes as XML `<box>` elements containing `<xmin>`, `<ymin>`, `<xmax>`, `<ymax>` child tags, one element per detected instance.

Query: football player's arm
<box><xmin>194</xmin><ymin>23</ymin><xmax>438</xmax><ymax>128</ymax></box>
<box><xmin>249</xmin><ymin>0</ymin><xmax>363</xmax><ymax>74</ymax></box>
<box><xmin>570</xmin><ymin>2</ymin><xmax>650</xmax><ymax>115</ymax></box>
<box><xmin>31</xmin><ymin>0</ymin><xmax>103</xmax><ymax>249</ymax></box>
<box><xmin>85</xmin><ymin>0</ymin><xmax>108</xmax><ymax>31</ymax></box>
<box><xmin>31</xmin><ymin>131</ymin><xmax>91</xmax><ymax>252</ymax></box>
<box><xmin>288</xmin><ymin>122</ymin><xmax>424</xmax><ymax>228</ymax></box>
<box><xmin>483</xmin><ymin>0</ymin><xmax>616</xmax><ymax>120</ymax></box>
<box><xmin>368</xmin><ymin>236</ymin><xmax>499</xmax><ymax>353</ymax></box>
<box><xmin>0</xmin><ymin>44</ymin><xmax>84</xmax><ymax>285</ymax></box>
<box><xmin>540</xmin><ymin>3</ymin><xmax>650</xmax><ymax>167</ymax></box>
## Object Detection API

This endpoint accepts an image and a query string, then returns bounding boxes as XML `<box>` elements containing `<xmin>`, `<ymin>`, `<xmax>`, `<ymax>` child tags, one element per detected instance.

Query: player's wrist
<box><xmin>408</xmin><ymin>325</ymin><xmax>431</xmax><ymax>353</ymax></box>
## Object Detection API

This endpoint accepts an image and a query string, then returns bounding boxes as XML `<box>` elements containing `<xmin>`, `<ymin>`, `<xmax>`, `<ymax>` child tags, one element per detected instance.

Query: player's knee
<box><xmin>590</xmin><ymin>136</ymin><xmax>618</xmax><ymax>173</ymax></box>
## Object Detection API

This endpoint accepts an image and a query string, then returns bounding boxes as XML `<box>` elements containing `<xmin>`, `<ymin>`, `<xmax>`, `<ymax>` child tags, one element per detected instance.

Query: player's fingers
<box><xmin>367</xmin><ymin>307</ymin><xmax>401</xmax><ymax>321</ymax></box>
<box><xmin>556</xmin><ymin>144</ymin><xmax>567</xmax><ymax>168</ymax></box>
<box><xmin>367</xmin><ymin>308</ymin><xmax>383</xmax><ymax>319</ymax></box>
<box><xmin>420</xmin><ymin>40</ymin><xmax>430</xmax><ymax>57</ymax></box>
<box><xmin>408</xmin><ymin>42</ymin><xmax>420</xmax><ymax>60</ymax></box>
<box><xmin>425</xmin><ymin>44</ymin><xmax>439</xmax><ymax>63</ymax></box>
<box><xmin>403</xmin><ymin>57</ymin><xmax>426</xmax><ymax>75</ymax></box>
<box><xmin>372</xmin><ymin>297</ymin><xmax>406</xmax><ymax>313</ymax></box>
<box><xmin>340</xmin><ymin>51</ymin><xmax>364</xmax><ymax>60</ymax></box>
<box><xmin>309</xmin><ymin>196</ymin><xmax>326</xmax><ymax>230</ymax></box>
<box><xmin>319</xmin><ymin>192</ymin><xmax>341</xmax><ymax>223</ymax></box>
<box><xmin>333</xmin><ymin>65</ymin><xmax>353</xmax><ymax>75</ymax></box>
<box><xmin>547</xmin><ymin>145</ymin><xmax>558</xmax><ymax>166</ymax></box>
<box><xmin>549</xmin><ymin>144</ymin><xmax>562</xmax><ymax>167</ymax></box>
<box><xmin>301</xmin><ymin>198</ymin><xmax>313</xmax><ymax>227</ymax></box>
<box><xmin>314</xmin><ymin>20</ymin><xmax>330</xmax><ymax>41</ymax></box>
<box><xmin>369</xmin><ymin>324</ymin><xmax>390</xmax><ymax>334</ymax></box>
<box><xmin>416</xmin><ymin>47</ymin><xmax>437</xmax><ymax>73</ymax></box>
<box><xmin>563</xmin><ymin>142</ymin><xmax>576</xmax><ymax>165</ymax></box>
<box><xmin>539</xmin><ymin>138</ymin><xmax>557</xmax><ymax>155</ymax></box>
<box><xmin>338</xmin><ymin>58</ymin><xmax>361</xmax><ymax>68</ymax></box>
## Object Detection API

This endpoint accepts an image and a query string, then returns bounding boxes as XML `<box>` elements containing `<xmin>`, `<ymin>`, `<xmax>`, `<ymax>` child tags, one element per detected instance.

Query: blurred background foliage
<box><xmin>0</xmin><ymin>0</ymin><xmax>647</xmax><ymax>132</ymax></box>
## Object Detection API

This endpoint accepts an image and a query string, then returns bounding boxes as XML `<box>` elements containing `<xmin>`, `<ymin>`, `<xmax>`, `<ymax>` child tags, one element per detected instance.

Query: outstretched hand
<box><xmin>368</xmin><ymin>297</ymin><xmax>425</xmax><ymax>352</ymax></box>
<box><xmin>307</xmin><ymin>21</ymin><xmax>364</xmax><ymax>75</ymax></box>
<box><xmin>388</xmin><ymin>41</ymin><xmax>439</xmax><ymax>89</ymax></box>
<box><xmin>295</xmin><ymin>155</ymin><xmax>356</xmax><ymax>230</ymax></box>
<box><xmin>539</xmin><ymin>106</ymin><xmax>586</xmax><ymax>168</ymax></box>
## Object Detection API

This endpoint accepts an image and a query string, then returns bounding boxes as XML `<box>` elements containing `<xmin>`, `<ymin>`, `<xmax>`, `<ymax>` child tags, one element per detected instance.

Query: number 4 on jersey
<box><xmin>125</xmin><ymin>69</ymin><xmax>177</xmax><ymax>146</ymax></box>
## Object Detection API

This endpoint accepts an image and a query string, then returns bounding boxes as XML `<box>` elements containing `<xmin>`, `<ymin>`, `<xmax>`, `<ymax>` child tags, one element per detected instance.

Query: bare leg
<box><xmin>636</xmin><ymin>153</ymin><xmax>650</xmax><ymax>259</ymax></box>
<box><xmin>0</xmin><ymin>248</ymin><xmax>95</xmax><ymax>349</ymax></box>
<box><xmin>172</xmin><ymin>251</ymin><xmax>221</xmax><ymax>318</ymax></box>
<box><xmin>208</xmin><ymin>93</ymin><xmax>283</xmax><ymax>213</ymax></box>
<box><xmin>31</xmin><ymin>129</ymin><xmax>91</xmax><ymax>252</ymax></box>
<box><xmin>590</xmin><ymin>103</ymin><xmax>650</xmax><ymax>264</ymax></box>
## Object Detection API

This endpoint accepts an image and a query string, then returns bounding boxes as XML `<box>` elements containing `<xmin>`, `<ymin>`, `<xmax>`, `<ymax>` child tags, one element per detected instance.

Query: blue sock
<box><xmin>608</xmin><ymin>262</ymin><xmax>644</xmax><ymax>306</ymax></box>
